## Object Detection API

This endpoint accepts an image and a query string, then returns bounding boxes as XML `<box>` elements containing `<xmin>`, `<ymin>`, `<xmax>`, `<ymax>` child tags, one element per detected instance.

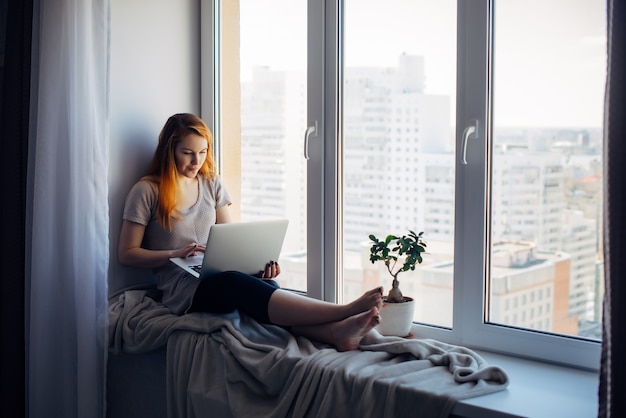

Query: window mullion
<box><xmin>453</xmin><ymin>0</ymin><xmax>491</xmax><ymax>344</ymax></box>
<box><xmin>307</xmin><ymin>0</ymin><xmax>342</xmax><ymax>301</ymax></box>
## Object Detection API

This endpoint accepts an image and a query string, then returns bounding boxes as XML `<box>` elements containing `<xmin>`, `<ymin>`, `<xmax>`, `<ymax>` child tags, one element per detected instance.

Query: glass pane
<box><xmin>239</xmin><ymin>0</ymin><xmax>307</xmax><ymax>292</ymax></box>
<box><xmin>489</xmin><ymin>0</ymin><xmax>606</xmax><ymax>340</ymax></box>
<box><xmin>342</xmin><ymin>0</ymin><xmax>457</xmax><ymax>328</ymax></box>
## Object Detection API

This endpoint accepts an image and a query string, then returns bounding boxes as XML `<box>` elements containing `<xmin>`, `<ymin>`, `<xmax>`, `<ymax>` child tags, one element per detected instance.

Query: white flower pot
<box><xmin>376</xmin><ymin>297</ymin><xmax>415</xmax><ymax>337</ymax></box>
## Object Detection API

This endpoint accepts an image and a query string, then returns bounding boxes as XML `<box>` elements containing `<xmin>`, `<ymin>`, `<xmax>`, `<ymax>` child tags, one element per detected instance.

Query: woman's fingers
<box><xmin>262</xmin><ymin>261</ymin><xmax>281</xmax><ymax>278</ymax></box>
<box><xmin>255</xmin><ymin>261</ymin><xmax>281</xmax><ymax>279</ymax></box>
<box><xmin>183</xmin><ymin>242</ymin><xmax>203</xmax><ymax>257</ymax></box>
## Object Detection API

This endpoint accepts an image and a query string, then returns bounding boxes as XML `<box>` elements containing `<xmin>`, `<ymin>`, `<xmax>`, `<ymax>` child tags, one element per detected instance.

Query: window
<box><xmin>342</xmin><ymin>0</ymin><xmax>456</xmax><ymax>328</ymax></box>
<box><xmin>452</xmin><ymin>0</ymin><xmax>604</xmax><ymax>369</ymax></box>
<box><xmin>236</xmin><ymin>0</ymin><xmax>308</xmax><ymax>293</ymax></box>
<box><xmin>213</xmin><ymin>0</ymin><xmax>604</xmax><ymax>369</ymax></box>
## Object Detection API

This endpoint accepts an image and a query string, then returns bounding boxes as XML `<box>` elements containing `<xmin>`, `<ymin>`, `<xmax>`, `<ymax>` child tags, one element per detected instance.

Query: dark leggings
<box><xmin>189</xmin><ymin>270</ymin><xmax>280</xmax><ymax>324</ymax></box>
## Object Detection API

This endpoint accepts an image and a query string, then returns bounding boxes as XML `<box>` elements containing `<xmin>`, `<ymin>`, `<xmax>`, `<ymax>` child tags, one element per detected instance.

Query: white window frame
<box><xmin>206</xmin><ymin>0</ymin><xmax>602</xmax><ymax>370</ymax></box>
<box><xmin>200</xmin><ymin>0</ymin><xmax>221</xmax><ymax>170</ymax></box>
<box><xmin>315</xmin><ymin>0</ymin><xmax>600</xmax><ymax>370</ymax></box>
<box><xmin>448</xmin><ymin>0</ymin><xmax>600</xmax><ymax>370</ymax></box>
<box><xmin>306</xmin><ymin>0</ymin><xmax>342</xmax><ymax>302</ymax></box>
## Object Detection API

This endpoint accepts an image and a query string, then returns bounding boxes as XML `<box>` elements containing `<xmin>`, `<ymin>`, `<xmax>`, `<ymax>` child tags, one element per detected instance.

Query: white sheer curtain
<box><xmin>27</xmin><ymin>0</ymin><xmax>110</xmax><ymax>417</ymax></box>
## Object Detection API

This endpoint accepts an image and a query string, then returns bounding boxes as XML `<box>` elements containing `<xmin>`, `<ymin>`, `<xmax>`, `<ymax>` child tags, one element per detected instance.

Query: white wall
<box><xmin>108</xmin><ymin>0</ymin><xmax>201</xmax><ymax>295</ymax></box>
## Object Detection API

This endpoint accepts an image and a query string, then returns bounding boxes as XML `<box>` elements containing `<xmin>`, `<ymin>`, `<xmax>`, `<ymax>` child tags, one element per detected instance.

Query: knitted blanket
<box><xmin>109</xmin><ymin>290</ymin><xmax>509</xmax><ymax>418</ymax></box>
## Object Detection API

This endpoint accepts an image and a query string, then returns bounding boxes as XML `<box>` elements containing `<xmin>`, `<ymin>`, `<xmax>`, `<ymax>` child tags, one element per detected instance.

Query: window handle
<box><xmin>303</xmin><ymin>121</ymin><xmax>318</xmax><ymax>160</ymax></box>
<box><xmin>461</xmin><ymin>119</ymin><xmax>479</xmax><ymax>164</ymax></box>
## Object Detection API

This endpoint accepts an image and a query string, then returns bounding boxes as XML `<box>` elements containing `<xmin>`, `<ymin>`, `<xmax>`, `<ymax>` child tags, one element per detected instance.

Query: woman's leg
<box><xmin>190</xmin><ymin>271</ymin><xmax>280</xmax><ymax>323</ymax></box>
<box><xmin>266</xmin><ymin>287</ymin><xmax>383</xmax><ymax>326</ymax></box>
<box><xmin>265</xmin><ymin>286</ymin><xmax>383</xmax><ymax>351</ymax></box>
<box><xmin>290</xmin><ymin>308</ymin><xmax>381</xmax><ymax>352</ymax></box>
<box><xmin>190</xmin><ymin>270</ymin><xmax>383</xmax><ymax>350</ymax></box>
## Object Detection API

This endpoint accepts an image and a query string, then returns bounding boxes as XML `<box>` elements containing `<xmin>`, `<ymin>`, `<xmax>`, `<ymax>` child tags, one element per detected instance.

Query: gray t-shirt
<box><xmin>122</xmin><ymin>174</ymin><xmax>232</xmax><ymax>314</ymax></box>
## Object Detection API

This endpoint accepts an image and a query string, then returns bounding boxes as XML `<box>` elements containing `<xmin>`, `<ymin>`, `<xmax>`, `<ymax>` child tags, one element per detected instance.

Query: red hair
<box><xmin>146</xmin><ymin>113</ymin><xmax>216</xmax><ymax>230</ymax></box>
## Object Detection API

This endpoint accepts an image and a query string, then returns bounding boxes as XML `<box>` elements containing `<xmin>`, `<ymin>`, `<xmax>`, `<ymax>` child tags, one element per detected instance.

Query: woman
<box><xmin>118</xmin><ymin>113</ymin><xmax>382</xmax><ymax>351</ymax></box>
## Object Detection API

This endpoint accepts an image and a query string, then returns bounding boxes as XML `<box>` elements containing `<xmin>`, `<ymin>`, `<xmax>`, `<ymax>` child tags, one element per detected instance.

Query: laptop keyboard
<box><xmin>190</xmin><ymin>264</ymin><xmax>202</xmax><ymax>274</ymax></box>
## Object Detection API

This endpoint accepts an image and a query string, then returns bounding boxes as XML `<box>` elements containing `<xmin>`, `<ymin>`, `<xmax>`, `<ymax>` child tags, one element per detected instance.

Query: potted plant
<box><xmin>368</xmin><ymin>230</ymin><xmax>427</xmax><ymax>337</ymax></box>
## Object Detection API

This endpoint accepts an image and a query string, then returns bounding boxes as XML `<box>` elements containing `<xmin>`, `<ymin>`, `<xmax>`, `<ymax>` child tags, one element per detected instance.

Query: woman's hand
<box><xmin>174</xmin><ymin>242</ymin><xmax>205</xmax><ymax>258</ymax></box>
<box><xmin>256</xmin><ymin>260</ymin><xmax>280</xmax><ymax>279</ymax></box>
<box><xmin>119</xmin><ymin>218</ymin><xmax>206</xmax><ymax>268</ymax></box>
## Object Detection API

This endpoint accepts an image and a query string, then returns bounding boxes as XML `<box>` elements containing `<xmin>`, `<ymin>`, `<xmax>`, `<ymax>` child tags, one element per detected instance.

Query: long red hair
<box><xmin>146</xmin><ymin>113</ymin><xmax>216</xmax><ymax>230</ymax></box>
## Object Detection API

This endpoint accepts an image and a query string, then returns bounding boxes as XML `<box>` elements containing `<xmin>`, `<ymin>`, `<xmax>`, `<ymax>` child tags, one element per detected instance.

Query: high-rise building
<box><xmin>240</xmin><ymin>66</ymin><xmax>307</xmax><ymax>254</ymax></box>
<box><xmin>343</xmin><ymin>54</ymin><xmax>453</xmax><ymax>250</ymax></box>
<box><xmin>490</xmin><ymin>153</ymin><xmax>565</xmax><ymax>249</ymax></box>
<box><xmin>561</xmin><ymin>210</ymin><xmax>599</xmax><ymax>322</ymax></box>
<box><xmin>488</xmin><ymin>241</ymin><xmax>577</xmax><ymax>335</ymax></box>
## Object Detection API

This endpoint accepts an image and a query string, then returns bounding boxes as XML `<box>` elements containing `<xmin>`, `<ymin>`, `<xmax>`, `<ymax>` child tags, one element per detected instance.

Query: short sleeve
<box><xmin>208</xmin><ymin>176</ymin><xmax>232</xmax><ymax>210</ymax></box>
<box><xmin>122</xmin><ymin>178</ymin><xmax>159</xmax><ymax>226</ymax></box>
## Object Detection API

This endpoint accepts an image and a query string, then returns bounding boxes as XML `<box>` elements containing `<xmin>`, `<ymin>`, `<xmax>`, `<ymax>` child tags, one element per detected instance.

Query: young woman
<box><xmin>118</xmin><ymin>113</ymin><xmax>382</xmax><ymax>351</ymax></box>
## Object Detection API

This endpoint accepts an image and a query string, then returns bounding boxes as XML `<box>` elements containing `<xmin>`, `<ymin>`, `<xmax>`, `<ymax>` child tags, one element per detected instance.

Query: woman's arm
<box><xmin>216</xmin><ymin>204</ymin><xmax>233</xmax><ymax>224</ymax></box>
<box><xmin>118</xmin><ymin>220</ymin><xmax>199</xmax><ymax>268</ymax></box>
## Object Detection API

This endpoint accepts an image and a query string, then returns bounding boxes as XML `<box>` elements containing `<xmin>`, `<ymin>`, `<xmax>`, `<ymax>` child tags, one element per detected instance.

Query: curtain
<box><xmin>26</xmin><ymin>0</ymin><xmax>110</xmax><ymax>417</ymax></box>
<box><xmin>599</xmin><ymin>0</ymin><xmax>626</xmax><ymax>417</ymax></box>
<box><xmin>0</xmin><ymin>0</ymin><xmax>32</xmax><ymax>417</ymax></box>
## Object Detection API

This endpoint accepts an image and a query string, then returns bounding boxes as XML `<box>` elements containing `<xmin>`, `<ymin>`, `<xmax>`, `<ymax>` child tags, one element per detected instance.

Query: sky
<box><xmin>239</xmin><ymin>0</ymin><xmax>606</xmax><ymax>128</ymax></box>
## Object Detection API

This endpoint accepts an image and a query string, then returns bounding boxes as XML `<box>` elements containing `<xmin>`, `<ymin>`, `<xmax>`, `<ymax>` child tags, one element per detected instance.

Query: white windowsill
<box><xmin>451</xmin><ymin>350</ymin><xmax>599</xmax><ymax>418</ymax></box>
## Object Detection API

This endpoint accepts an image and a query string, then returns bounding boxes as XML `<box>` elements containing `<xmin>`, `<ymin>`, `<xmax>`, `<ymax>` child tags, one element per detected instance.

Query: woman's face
<box><xmin>174</xmin><ymin>133</ymin><xmax>208</xmax><ymax>179</ymax></box>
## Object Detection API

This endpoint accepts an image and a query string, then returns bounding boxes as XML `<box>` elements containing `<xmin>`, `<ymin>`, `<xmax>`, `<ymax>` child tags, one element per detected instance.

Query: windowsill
<box><xmin>451</xmin><ymin>350</ymin><xmax>599</xmax><ymax>418</ymax></box>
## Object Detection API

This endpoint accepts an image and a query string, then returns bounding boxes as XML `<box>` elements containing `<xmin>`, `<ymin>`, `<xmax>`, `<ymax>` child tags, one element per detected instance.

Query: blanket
<box><xmin>109</xmin><ymin>290</ymin><xmax>509</xmax><ymax>418</ymax></box>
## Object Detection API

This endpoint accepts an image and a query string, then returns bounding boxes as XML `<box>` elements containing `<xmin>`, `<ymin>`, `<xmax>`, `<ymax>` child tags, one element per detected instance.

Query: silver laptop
<box><xmin>170</xmin><ymin>219</ymin><xmax>289</xmax><ymax>278</ymax></box>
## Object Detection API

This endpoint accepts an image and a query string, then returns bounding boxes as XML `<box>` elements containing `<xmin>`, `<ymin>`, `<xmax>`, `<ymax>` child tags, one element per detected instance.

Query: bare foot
<box><xmin>332</xmin><ymin>308</ymin><xmax>381</xmax><ymax>352</ymax></box>
<box><xmin>345</xmin><ymin>287</ymin><xmax>383</xmax><ymax>318</ymax></box>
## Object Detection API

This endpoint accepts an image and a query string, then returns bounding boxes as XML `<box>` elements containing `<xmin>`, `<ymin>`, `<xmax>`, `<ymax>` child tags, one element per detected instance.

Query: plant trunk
<box><xmin>387</xmin><ymin>277</ymin><xmax>404</xmax><ymax>303</ymax></box>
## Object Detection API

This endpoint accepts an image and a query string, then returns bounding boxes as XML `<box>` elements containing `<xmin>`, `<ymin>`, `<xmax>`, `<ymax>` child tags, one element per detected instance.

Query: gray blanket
<box><xmin>109</xmin><ymin>290</ymin><xmax>509</xmax><ymax>418</ymax></box>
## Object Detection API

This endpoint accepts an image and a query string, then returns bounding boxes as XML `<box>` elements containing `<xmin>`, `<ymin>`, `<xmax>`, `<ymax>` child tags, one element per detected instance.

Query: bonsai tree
<box><xmin>369</xmin><ymin>230</ymin><xmax>427</xmax><ymax>303</ymax></box>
